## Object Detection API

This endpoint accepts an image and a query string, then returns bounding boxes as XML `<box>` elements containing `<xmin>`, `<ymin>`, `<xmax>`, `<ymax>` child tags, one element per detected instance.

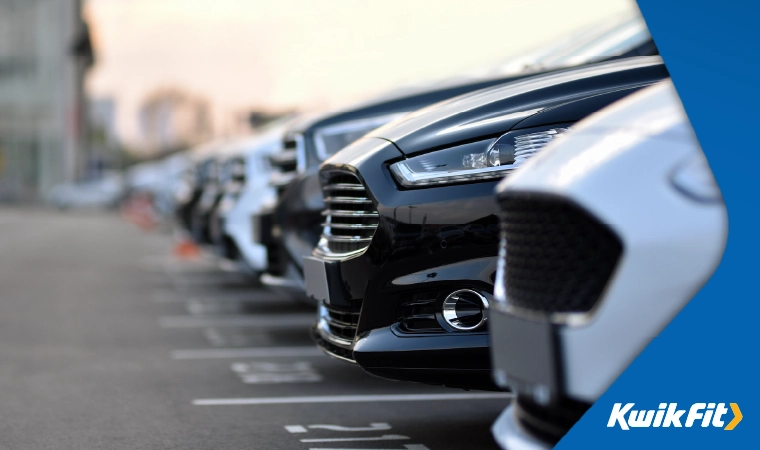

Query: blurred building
<box><xmin>89</xmin><ymin>97</ymin><xmax>118</xmax><ymax>145</ymax></box>
<box><xmin>0</xmin><ymin>0</ymin><xmax>93</xmax><ymax>202</ymax></box>
<box><xmin>138</xmin><ymin>88</ymin><xmax>212</xmax><ymax>156</ymax></box>
<box><xmin>86</xmin><ymin>96</ymin><xmax>119</xmax><ymax>179</ymax></box>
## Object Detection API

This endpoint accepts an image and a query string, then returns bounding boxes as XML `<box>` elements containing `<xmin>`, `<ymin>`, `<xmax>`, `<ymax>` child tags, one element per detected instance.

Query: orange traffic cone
<box><xmin>174</xmin><ymin>237</ymin><xmax>200</xmax><ymax>259</ymax></box>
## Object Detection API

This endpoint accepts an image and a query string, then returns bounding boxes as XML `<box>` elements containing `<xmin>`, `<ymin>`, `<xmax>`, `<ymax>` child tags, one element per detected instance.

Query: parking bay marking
<box><xmin>203</xmin><ymin>326</ymin><xmax>284</xmax><ymax>348</ymax></box>
<box><xmin>159</xmin><ymin>314</ymin><xmax>315</xmax><ymax>328</ymax></box>
<box><xmin>308</xmin><ymin>445</ymin><xmax>429</xmax><ymax>450</ymax></box>
<box><xmin>301</xmin><ymin>435</ymin><xmax>408</xmax><ymax>443</ymax></box>
<box><xmin>286</xmin><ymin>423</ymin><xmax>392</xmax><ymax>433</ymax></box>
<box><xmin>232</xmin><ymin>361</ymin><xmax>323</xmax><ymax>384</ymax></box>
<box><xmin>193</xmin><ymin>392</ymin><xmax>513</xmax><ymax>405</ymax></box>
<box><xmin>172</xmin><ymin>346</ymin><xmax>322</xmax><ymax>360</ymax></box>
<box><xmin>284</xmin><ymin>423</ymin><xmax>427</xmax><ymax>450</ymax></box>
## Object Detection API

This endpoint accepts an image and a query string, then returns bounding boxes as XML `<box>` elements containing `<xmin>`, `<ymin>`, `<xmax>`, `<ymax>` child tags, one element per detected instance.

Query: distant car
<box><xmin>123</xmin><ymin>154</ymin><xmax>190</xmax><ymax>218</ymax></box>
<box><xmin>489</xmin><ymin>81</ymin><xmax>727</xmax><ymax>448</ymax></box>
<box><xmin>174</xmin><ymin>141</ymin><xmax>224</xmax><ymax>234</ymax></box>
<box><xmin>260</xmin><ymin>12</ymin><xmax>658</xmax><ymax>298</ymax></box>
<box><xmin>305</xmin><ymin>57</ymin><xmax>669</xmax><ymax>390</ymax></box>
<box><xmin>208</xmin><ymin>127</ymin><xmax>283</xmax><ymax>275</ymax></box>
<box><xmin>190</xmin><ymin>151</ymin><xmax>227</xmax><ymax>245</ymax></box>
<box><xmin>178</xmin><ymin>140</ymin><xmax>251</xmax><ymax>244</ymax></box>
<box><xmin>152</xmin><ymin>153</ymin><xmax>190</xmax><ymax>218</ymax></box>
<box><xmin>49</xmin><ymin>172</ymin><xmax>124</xmax><ymax>210</ymax></box>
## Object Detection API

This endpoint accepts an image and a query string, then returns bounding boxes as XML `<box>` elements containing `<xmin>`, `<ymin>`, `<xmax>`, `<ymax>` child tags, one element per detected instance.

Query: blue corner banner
<box><xmin>557</xmin><ymin>1</ymin><xmax>760</xmax><ymax>448</ymax></box>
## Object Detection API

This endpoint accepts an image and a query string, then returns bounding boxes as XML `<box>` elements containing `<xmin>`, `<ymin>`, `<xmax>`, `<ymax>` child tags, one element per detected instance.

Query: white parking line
<box><xmin>301</xmin><ymin>435</ymin><xmax>408</xmax><ymax>443</ymax></box>
<box><xmin>232</xmin><ymin>361</ymin><xmax>323</xmax><ymax>384</ymax></box>
<box><xmin>287</xmin><ymin>423</ymin><xmax>392</xmax><ymax>432</ymax></box>
<box><xmin>172</xmin><ymin>346</ymin><xmax>322</xmax><ymax>360</ymax></box>
<box><xmin>193</xmin><ymin>393</ymin><xmax>513</xmax><ymax>406</ymax></box>
<box><xmin>309</xmin><ymin>446</ymin><xmax>429</xmax><ymax>450</ymax></box>
<box><xmin>185</xmin><ymin>292</ymin><xmax>287</xmax><ymax>303</ymax></box>
<box><xmin>159</xmin><ymin>314</ymin><xmax>315</xmax><ymax>328</ymax></box>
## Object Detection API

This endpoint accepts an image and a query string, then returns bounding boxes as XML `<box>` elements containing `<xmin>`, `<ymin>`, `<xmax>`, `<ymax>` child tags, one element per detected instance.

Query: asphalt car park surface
<box><xmin>0</xmin><ymin>209</ymin><xmax>510</xmax><ymax>449</ymax></box>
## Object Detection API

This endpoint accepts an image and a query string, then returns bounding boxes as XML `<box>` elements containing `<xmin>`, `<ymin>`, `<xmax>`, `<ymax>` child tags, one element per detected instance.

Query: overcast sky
<box><xmin>84</xmin><ymin>0</ymin><xmax>640</xmax><ymax>145</ymax></box>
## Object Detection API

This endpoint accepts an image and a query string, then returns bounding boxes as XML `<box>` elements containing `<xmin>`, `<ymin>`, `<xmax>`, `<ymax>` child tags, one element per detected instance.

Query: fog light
<box><xmin>442</xmin><ymin>289</ymin><xmax>489</xmax><ymax>331</ymax></box>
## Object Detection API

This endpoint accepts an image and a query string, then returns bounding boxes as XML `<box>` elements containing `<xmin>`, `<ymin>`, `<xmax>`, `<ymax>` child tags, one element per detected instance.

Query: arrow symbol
<box><xmin>725</xmin><ymin>403</ymin><xmax>742</xmax><ymax>430</ymax></box>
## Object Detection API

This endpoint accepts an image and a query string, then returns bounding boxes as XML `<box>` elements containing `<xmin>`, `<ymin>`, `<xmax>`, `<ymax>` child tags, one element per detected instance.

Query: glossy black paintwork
<box><xmin>369</xmin><ymin>56</ymin><xmax>665</xmax><ymax>155</ymax></box>
<box><xmin>269</xmin><ymin>165</ymin><xmax>325</xmax><ymax>275</ymax></box>
<box><xmin>353</xmin><ymin>326</ymin><xmax>493</xmax><ymax>390</ymax></box>
<box><xmin>312</xmin><ymin>57</ymin><xmax>669</xmax><ymax>390</ymax></box>
<box><xmin>271</xmin><ymin>58</ymin><xmax>665</xmax><ymax>278</ymax></box>
<box><xmin>289</xmin><ymin>75</ymin><xmax>547</xmax><ymax>169</ymax></box>
<box><xmin>176</xmin><ymin>157</ymin><xmax>216</xmax><ymax>233</ymax></box>
<box><xmin>191</xmin><ymin>183</ymin><xmax>222</xmax><ymax>244</ymax></box>
<box><xmin>316</xmin><ymin>138</ymin><xmax>504</xmax><ymax>390</ymax></box>
<box><xmin>267</xmin><ymin>73</ymin><xmax>549</xmax><ymax>275</ymax></box>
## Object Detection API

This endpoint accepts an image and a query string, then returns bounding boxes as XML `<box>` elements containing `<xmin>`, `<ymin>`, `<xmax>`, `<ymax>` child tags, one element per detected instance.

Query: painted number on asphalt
<box><xmin>284</xmin><ymin>422</ymin><xmax>430</xmax><ymax>450</ymax></box>
<box><xmin>286</xmin><ymin>423</ymin><xmax>392</xmax><ymax>433</ymax></box>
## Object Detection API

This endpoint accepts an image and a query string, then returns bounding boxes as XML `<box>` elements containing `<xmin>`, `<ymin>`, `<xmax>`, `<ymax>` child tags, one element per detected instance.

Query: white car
<box><xmin>489</xmin><ymin>80</ymin><xmax>727</xmax><ymax>448</ymax></box>
<box><xmin>49</xmin><ymin>172</ymin><xmax>124</xmax><ymax>210</ymax></box>
<box><xmin>125</xmin><ymin>153</ymin><xmax>191</xmax><ymax>218</ymax></box>
<box><xmin>213</xmin><ymin>127</ymin><xmax>284</xmax><ymax>274</ymax></box>
<box><xmin>152</xmin><ymin>153</ymin><xmax>191</xmax><ymax>218</ymax></box>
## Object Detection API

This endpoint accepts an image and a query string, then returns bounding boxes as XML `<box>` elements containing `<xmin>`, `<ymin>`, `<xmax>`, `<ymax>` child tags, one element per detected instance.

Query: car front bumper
<box><xmin>353</xmin><ymin>325</ymin><xmax>495</xmax><ymax>389</ymax></box>
<box><xmin>306</xmin><ymin>137</ymin><xmax>503</xmax><ymax>389</ymax></box>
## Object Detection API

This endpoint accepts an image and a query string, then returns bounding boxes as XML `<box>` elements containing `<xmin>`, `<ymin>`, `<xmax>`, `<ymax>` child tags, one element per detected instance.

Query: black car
<box><xmin>259</xmin><ymin>14</ymin><xmax>657</xmax><ymax>296</ymax></box>
<box><xmin>190</xmin><ymin>156</ymin><xmax>223</xmax><ymax>245</ymax></box>
<box><xmin>208</xmin><ymin>153</ymin><xmax>247</xmax><ymax>257</ymax></box>
<box><xmin>305</xmin><ymin>56</ymin><xmax>669</xmax><ymax>390</ymax></box>
<box><xmin>191</xmin><ymin>143</ymin><xmax>255</xmax><ymax>247</ymax></box>
<box><xmin>175</xmin><ymin>151</ymin><xmax>219</xmax><ymax>235</ymax></box>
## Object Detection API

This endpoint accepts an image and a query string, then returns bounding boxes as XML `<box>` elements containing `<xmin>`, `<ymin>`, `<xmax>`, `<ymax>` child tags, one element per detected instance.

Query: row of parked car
<box><xmin>168</xmin><ymin>13</ymin><xmax>727</xmax><ymax>449</ymax></box>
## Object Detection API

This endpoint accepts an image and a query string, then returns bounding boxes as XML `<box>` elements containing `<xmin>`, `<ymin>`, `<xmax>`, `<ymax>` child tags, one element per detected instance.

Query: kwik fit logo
<box><xmin>608</xmin><ymin>403</ymin><xmax>742</xmax><ymax>430</ymax></box>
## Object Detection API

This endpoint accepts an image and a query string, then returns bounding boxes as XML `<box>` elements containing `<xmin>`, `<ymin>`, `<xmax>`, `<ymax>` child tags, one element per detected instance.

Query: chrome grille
<box><xmin>269</xmin><ymin>134</ymin><xmax>304</xmax><ymax>196</ymax></box>
<box><xmin>323</xmin><ymin>303</ymin><xmax>361</xmax><ymax>342</ymax></box>
<box><xmin>314</xmin><ymin>301</ymin><xmax>363</xmax><ymax>362</ymax></box>
<box><xmin>318</xmin><ymin>171</ymin><xmax>379</xmax><ymax>256</ymax></box>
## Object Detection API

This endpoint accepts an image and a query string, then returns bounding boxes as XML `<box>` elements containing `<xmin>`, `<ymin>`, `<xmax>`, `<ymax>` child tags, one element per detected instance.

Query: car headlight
<box><xmin>670</xmin><ymin>152</ymin><xmax>722</xmax><ymax>203</ymax></box>
<box><xmin>314</xmin><ymin>113</ymin><xmax>408</xmax><ymax>160</ymax></box>
<box><xmin>389</xmin><ymin>125</ymin><xmax>571</xmax><ymax>188</ymax></box>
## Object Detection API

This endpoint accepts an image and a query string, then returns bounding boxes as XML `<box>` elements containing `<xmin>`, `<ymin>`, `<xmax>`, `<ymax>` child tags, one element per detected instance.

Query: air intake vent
<box><xmin>498</xmin><ymin>193</ymin><xmax>622</xmax><ymax>317</ymax></box>
<box><xmin>318</xmin><ymin>171</ymin><xmax>379</xmax><ymax>256</ymax></box>
<box><xmin>398</xmin><ymin>292</ymin><xmax>443</xmax><ymax>333</ymax></box>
